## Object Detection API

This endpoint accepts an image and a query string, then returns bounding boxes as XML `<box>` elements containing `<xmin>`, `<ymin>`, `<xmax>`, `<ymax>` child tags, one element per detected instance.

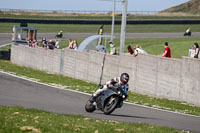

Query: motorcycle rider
<box><xmin>56</xmin><ymin>30</ymin><xmax>63</xmax><ymax>38</ymax></box>
<box><xmin>92</xmin><ymin>73</ymin><xmax>129</xmax><ymax>101</ymax></box>
<box><xmin>184</xmin><ymin>28</ymin><xmax>191</xmax><ymax>36</ymax></box>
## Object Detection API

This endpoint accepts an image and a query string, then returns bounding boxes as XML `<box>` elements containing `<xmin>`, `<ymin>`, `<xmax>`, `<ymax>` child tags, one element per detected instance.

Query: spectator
<box><xmin>109</xmin><ymin>42</ymin><xmax>116</xmax><ymax>55</ymax></box>
<box><xmin>194</xmin><ymin>43</ymin><xmax>199</xmax><ymax>58</ymax></box>
<box><xmin>162</xmin><ymin>42</ymin><xmax>171</xmax><ymax>58</ymax></box>
<box><xmin>42</xmin><ymin>38</ymin><xmax>48</xmax><ymax>49</ymax></box>
<box><xmin>67</xmin><ymin>38</ymin><xmax>74</xmax><ymax>49</ymax></box>
<box><xmin>32</xmin><ymin>39</ymin><xmax>38</xmax><ymax>48</ymax></box>
<box><xmin>27</xmin><ymin>39</ymin><xmax>32</xmax><ymax>47</ymax></box>
<box><xmin>12</xmin><ymin>31</ymin><xmax>14</xmax><ymax>41</ymax></box>
<box><xmin>73</xmin><ymin>40</ymin><xmax>79</xmax><ymax>50</ymax></box>
<box><xmin>96</xmin><ymin>44</ymin><xmax>106</xmax><ymax>53</ymax></box>
<box><xmin>133</xmin><ymin>45</ymin><xmax>147</xmax><ymax>56</ymax></box>
<box><xmin>55</xmin><ymin>40</ymin><xmax>60</xmax><ymax>49</ymax></box>
<box><xmin>127</xmin><ymin>45</ymin><xmax>134</xmax><ymax>55</ymax></box>
<box><xmin>48</xmin><ymin>40</ymin><xmax>55</xmax><ymax>50</ymax></box>
<box><xmin>42</xmin><ymin>38</ymin><xmax>46</xmax><ymax>42</ymax></box>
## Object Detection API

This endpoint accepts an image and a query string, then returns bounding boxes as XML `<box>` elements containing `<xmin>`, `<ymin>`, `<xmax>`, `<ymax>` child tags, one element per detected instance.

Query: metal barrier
<box><xmin>1</xmin><ymin>18</ymin><xmax>200</xmax><ymax>25</ymax></box>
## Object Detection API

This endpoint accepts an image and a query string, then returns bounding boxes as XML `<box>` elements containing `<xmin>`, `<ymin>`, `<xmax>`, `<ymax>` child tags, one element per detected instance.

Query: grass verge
<box><xmin>59</xmin><ymin>37</ymin><xmax>200</xmax><ymax>59</ymax></box>
<box><xmin>0</xmin><ymin>59</ymin><xmax>200</xmax><ymax>116</ymax></box>
<box><xmin>0</xmin><ymin>106</ymin><xmax>186</xmax><ymax>133</ymax></box>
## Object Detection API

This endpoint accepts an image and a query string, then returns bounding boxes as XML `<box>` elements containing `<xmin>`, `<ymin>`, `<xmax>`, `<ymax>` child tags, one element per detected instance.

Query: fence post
<box><xmin>59</xmin><ymin>48</ymin><xmax>65</xmax><ymax>74</ymax></box>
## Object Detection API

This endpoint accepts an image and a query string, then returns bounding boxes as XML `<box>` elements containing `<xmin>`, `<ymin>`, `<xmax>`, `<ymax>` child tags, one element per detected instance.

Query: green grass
<box><xmin>122</xmin><ymin>37</ymin><xmax>200</xmax><ymax>59</ymax></box>
<box><xmin>0</xmin><ymin>59</ymin><xmax>200</xmax><ymax>116</ymax></box>
<box><xmin>0</xmin><ymin>44</ymin><xmax>11</xmax><ymax>51</ymax></box>
<box><xmin>0</xmin><ymin>106</ymin><xmax>186</xmax><ymax>133</ymax></box>
<box><xmin>1</xmin><ymin>22</ymin><xmax>200</xmax><ymax>33</ymax></box>
<box><xmin>58</xmin><ymin>37</ymin><xmax>200</xmax><ymax>59</ymax></box>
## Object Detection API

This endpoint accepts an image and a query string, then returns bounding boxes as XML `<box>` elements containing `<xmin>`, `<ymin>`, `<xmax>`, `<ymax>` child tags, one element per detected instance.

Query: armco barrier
<box><xmin>11</xmin><ymin>45</ymin><xmax>200</xmax><ymax>106</ymax></box>
<box><xmin>2</xmin><ymin>18</ymin><xmax>200</xmax><ymax>24</ymax></box>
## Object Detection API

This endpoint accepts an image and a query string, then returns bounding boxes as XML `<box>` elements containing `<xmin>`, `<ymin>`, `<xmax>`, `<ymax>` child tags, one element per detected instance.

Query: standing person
<box><xmin>162</xmin><ymin>42</ymin><xmax>171</xmax><ymax>58</ymax></box>
<box><xmin>194</xmin><ymin>43</ymin><xmax>199</xmax><ymax>58</ymax></box>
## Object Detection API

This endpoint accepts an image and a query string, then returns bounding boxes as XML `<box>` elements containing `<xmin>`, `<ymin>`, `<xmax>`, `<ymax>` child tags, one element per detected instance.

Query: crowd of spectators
<box><xmin>41</xmin><ymin>38</ymin><xmax>60</xmax><ymax>50</ymax></box>
<box><xmin>27</xmin><ymin>39</ymin><xmax>38</xmax><ymax>48</ymax></box>
<box><xmin>27</xmin><ymin>37</ymin><xmax>80</xmax><ymax>51</ymax></box>
<box><xmin>27</xmin><ymin>37</ymin><xmax>199</xmax><ymax>59</ymax></box>
<box><xmin>27</xmin><ymin>38</ymin><xmax>60</xmax><ymax>50</ymax></box>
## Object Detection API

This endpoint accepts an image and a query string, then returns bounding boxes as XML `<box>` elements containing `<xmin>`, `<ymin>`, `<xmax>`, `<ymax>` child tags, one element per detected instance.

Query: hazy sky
<box><xmin>0</xmin><ymin>0</ymin><xmax>189</xmax><ymax>12</ymax></box>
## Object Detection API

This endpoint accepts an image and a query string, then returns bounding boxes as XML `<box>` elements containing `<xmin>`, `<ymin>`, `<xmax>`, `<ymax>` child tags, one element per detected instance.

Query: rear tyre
<box><xmin>85</xmin><ymin>98</ymin><xmax>96</xmax><ymax>113</ymax></box>
<box><xmin>104</xmin><ymin>96</ymin><xmax>119</xmax><ymax>115</ymax></box>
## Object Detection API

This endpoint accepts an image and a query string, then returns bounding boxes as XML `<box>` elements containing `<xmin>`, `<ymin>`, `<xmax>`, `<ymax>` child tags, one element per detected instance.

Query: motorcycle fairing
<box><xmin>96</xmin><ymin>89</ymin><xmax>117</xmax><ymax>111</ymax></box>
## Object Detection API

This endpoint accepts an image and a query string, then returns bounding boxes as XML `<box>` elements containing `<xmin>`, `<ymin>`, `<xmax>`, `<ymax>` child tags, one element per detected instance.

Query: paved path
<box><xmin>1</xmin><ymin>32</ymin><xmax>200</xmax><ymax>46</ymax></box>
<box><xmin>0</xmin><ymin>71</ymin><xmax>200</xmax><ymax>132</ymax></box>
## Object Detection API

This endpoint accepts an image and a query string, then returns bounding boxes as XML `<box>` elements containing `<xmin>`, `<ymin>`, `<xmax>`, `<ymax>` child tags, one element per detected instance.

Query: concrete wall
<box><xmin>11</xmin><ymin>45</ymin><xmax>200</xmax><ymax>106</ymax></box>
<box><xmin>11</xmin><ymin>45</ymin><xmax>61</xmax><ymax>74</ymax></box>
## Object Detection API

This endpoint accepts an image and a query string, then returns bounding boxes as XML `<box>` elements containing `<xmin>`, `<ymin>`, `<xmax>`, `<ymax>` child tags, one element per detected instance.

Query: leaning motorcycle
<box><xmin>85</xmin><ymin>84</ymin><xmax>128</xmax><ymax>115</ymax></box>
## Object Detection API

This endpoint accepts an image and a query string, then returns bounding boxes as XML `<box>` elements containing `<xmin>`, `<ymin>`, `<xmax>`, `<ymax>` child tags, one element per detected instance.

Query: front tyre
<box><xmin>85</xmin><ymin>98</ymin><xmax>96</xmax><ymax>113</ymax></box>
<box><xmin>104</xmin><ymin>96</ymin><xmax>119</xmax><ymax>115</ymax></box>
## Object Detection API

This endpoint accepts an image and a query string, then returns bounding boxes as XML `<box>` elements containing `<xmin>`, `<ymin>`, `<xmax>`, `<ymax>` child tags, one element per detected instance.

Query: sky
<box><xmin>0</xmin><ymin>0</ymin><xmax>189</xmax><ymax>12</ymax></box>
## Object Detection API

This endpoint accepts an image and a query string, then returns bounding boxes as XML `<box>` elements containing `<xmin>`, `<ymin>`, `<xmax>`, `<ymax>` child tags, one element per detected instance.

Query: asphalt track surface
<box><xmin>1</xmin><ymin>32</ymin><xmax>200</xmax><ymax>46</ymax></box>
<box><xmin>0</xmin><ymin>71</ymin><xmax>200</xmax><ymax>133</ymax></box>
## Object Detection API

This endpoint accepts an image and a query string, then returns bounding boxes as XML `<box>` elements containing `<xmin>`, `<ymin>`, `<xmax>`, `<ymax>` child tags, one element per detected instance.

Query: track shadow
<box><xmin>93</xmin><ymin>112</ymin><xmax>160</xmax><ymax>121</ymax></box>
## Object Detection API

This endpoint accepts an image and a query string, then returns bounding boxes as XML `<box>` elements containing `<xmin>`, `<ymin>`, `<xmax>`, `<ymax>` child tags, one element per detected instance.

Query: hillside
<box><xmin>160</xmin><ymin>0</ymin><xmax>200</xmax><ymax>15</ymax></box>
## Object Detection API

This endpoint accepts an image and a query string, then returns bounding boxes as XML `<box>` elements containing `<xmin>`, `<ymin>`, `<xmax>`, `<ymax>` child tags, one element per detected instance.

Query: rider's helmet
<box><xmin>120</xmin><ymin>73</ymin><xmax>129</xmax><ymax>84</ymax></box>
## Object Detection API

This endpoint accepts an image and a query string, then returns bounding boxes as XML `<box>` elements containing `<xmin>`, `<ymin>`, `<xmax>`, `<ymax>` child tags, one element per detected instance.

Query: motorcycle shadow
<box><xmin>94</xmin><ymin>112</ymin><xmax>160</xmax><ymax>121</ymax></box>
<box><xmin>110</xmin><ymin>114</ymin><xmax>159</xmax><ymax>120</ymax></box>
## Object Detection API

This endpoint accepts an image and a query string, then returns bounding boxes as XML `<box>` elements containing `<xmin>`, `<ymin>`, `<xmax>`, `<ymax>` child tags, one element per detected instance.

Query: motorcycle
<box><xmin>184</xmin><ymin>31</ymin><xmax>192</xmax><ymax>36</ymax></box>
<box><xmin>85</xmin><ymin>84</ymin><xmax>128</xmax><ymax>115</ymax></box>
<box><xmin>55</xmin><ymin>33</ymin><xmax>63</xmax><ymax>38</ymax></box>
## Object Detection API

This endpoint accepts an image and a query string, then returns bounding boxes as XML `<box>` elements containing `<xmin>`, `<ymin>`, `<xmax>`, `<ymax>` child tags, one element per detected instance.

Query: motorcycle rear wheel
<box><xmin>103</xmin><ymin>96</ymin><xmax>119</xmax><ymax>115</ymax></box>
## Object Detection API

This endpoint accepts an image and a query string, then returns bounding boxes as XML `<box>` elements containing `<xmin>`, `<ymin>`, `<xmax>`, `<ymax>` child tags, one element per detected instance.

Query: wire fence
<box><xmin>0</xmin><ymin>8</ymin><xmax>159</xmax><ymax>15</ymax></box>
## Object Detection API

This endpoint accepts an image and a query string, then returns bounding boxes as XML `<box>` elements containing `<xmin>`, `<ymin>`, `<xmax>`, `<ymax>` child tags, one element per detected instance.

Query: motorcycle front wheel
<box><xmin>85</xmin><ymin>98</ymin><xmax>96</xmax><ymax>113</ymax></box>
<box><xmin>103</xmin><ymin>96</ymin><xmax>119</xmax><ymax>115</ymax></box>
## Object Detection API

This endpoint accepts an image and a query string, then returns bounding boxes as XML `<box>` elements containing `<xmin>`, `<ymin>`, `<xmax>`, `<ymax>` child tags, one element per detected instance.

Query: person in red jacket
<box><xmin>162</xmin><ymin>42</ymin><xmax>171</xmax><ymax>58</ymax></box>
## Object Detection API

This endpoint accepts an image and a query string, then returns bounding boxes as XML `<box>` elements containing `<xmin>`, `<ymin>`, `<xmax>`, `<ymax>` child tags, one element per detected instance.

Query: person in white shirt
<box><xmin>133</xmin><ymin>45</ymin><xmax>147</xmax><ymax>56</ymax></box>
<box><xmin>109</xmin><ymin>42</ymin><xmax>116</xmax><ymax>55</ymax></box>
<box><xmin>55</xmin><ymin>40</ymin><xmax>60</xmax><ymax>48</ymax></box>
